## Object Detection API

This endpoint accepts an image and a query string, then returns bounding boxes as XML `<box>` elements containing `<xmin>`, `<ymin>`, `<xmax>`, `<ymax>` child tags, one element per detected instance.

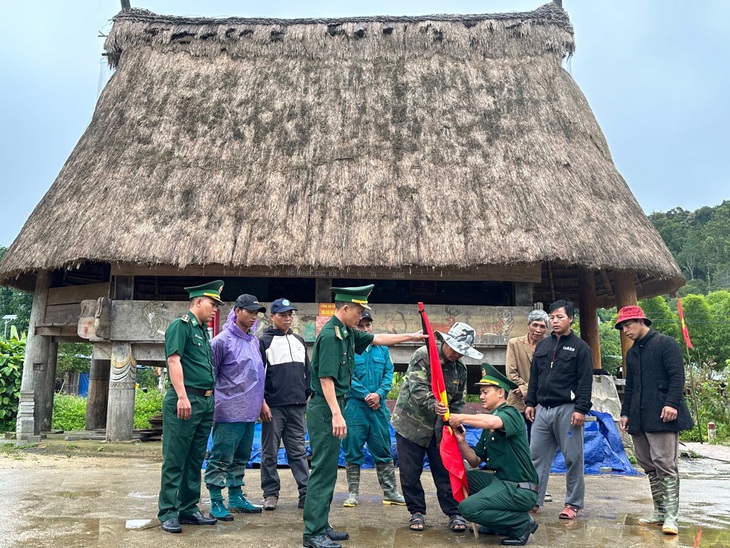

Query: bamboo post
<box><xmin>578</xmin><ymin>268</ymin><xmax>601</xmax><ymax>370</ymax></box>
<box><xmin>16</xmin><ymin>271</ymin><xmax>51</xmax><ymax>440</ymax></box>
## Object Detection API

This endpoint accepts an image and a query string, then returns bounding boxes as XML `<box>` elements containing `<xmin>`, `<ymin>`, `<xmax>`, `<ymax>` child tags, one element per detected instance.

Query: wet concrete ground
<box><xmin>1</xmin><ymin>441</ymin><xmax>729</xmax><ymax>548</ymax></box>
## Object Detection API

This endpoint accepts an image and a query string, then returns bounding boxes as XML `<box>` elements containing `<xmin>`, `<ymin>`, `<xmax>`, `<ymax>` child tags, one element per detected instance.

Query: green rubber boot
<box><xmin>343</xmin><ymin>463</ymin><xmax>360</xmax><ymax>507</ymax></box>
<box><xmin>662</xmin><ymin>478</ymin><xmax>680</xmax><ymax>535</ymax></box>
<box><xmin>638</xmin><ymin>471</ymin><xmax>665</xmax><ymax>526</ymax></box>
<box><xmin>228</xmin><ymin>486</ymin><xmax>262</xmax><ymax>514</ymax></box>
<box><xmin>376</xmin><ymin>461</ymin><xmax>406</xmax><ymax>506</ymax></box>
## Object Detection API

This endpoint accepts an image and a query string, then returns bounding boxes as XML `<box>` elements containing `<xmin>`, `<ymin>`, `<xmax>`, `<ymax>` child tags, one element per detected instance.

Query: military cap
<box><xmin>184</xmin><ymin>280</ymin><xmax>225</xmax><ymax>305</ymax></box>
<box><xmin>331</xmin><ymin>284</ymin><xmax>374</xmax><ymax>310</ymax></box>
<box><xmin>475</xmin><ymin>362</ymin><xmax>518</xmax><ymax>393</ymax></box>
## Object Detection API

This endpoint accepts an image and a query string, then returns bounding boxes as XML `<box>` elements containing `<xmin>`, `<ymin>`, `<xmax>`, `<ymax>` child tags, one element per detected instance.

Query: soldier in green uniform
<box><xmin>302</xmin><ymin>285</ymin><xmax>426</xmax><ymax>548</ymax></box>
<box><xmin>158</xmin><ymin>280</ymin><xmax>224</xmax><ymax>534</ymax></box>
<box><xmin>449</xmin><ymin>364</ymin><xmax>540</xmax><ymax>546</ymax></box>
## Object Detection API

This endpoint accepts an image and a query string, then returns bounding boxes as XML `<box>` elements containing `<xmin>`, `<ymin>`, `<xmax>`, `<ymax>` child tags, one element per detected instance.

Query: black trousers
<box><xmin>395</xmin><ymin>432</ymin><xmax>460</xmax><ymax>517</ymax></box>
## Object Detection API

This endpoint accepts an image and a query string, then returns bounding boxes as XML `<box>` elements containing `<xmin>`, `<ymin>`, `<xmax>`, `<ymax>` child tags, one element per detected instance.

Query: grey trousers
<box><xmin>632</xmin><ymin>430</ymin><xmax>680</xmax><ymax>480</ymax></box>
<box><xmin>260</xmin><ymin>404</ymin><xmax>309</xmax><ymax>499</ymax></box>
<box><xmin>530</xmin><ymin>403</ymin><xmax>585</xmax><ymax>509</ymax></box>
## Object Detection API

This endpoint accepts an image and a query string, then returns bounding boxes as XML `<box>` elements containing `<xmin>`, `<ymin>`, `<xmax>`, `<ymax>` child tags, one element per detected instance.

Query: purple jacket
<box><xmin>210</xmin><ymin>312</ymin><xmax>265</xmax><ymax>423</ymax></box>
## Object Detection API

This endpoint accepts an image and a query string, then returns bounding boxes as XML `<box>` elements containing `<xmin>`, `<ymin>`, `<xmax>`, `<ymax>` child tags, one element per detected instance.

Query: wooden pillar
<box><xmin>578</xmin><ymin>268</ymin><xmax>601</xmax><ymax>370</ymax></box>
<box><xmin>86</xmin><ymin>357</ymin><xmax>111</xmax><ymax>430</ymax></box>
<box><xmin>35</xmin><ymin>341</ymin><xmax>58</xmax><ymax>432</ymax></box>
<box><xmin>106</xmin><ymin>275</ymin><xmax>136</xmax><ymax>441</ymax></box>
<box><xmin>16</xmin><ymin>271</ymin><xmax>51</xmax><ymax>440</ymax></box>
<box><xmin>106</xmin><ymin>343</ymin><xmax>137</xmax><ymax>441</ymax></box>
<box><xmin>514</xmin><ymin>282</ymin><xmax>534</xmax><ymax>307</ymax></box>
<box><xmin>613</xmin><ymin>271</ymin><xmax>637</xmax><ymax>370</ymax></box>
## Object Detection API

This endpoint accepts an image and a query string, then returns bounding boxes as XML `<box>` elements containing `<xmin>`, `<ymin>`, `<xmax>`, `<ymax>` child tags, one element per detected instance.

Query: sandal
<box><xmin>449</xmin><ymin>514</ymin><xmax>467</xmax><ymax>533</ymax></box>
<box><xmin>409</xmin><ymin>512</ymin><xmax>425</xmax><ymax>532</ymax></box>
<box><xmin>558</xmin><ymin>505</ymin><xmax>578</xmax><ymax>520</ymax></box>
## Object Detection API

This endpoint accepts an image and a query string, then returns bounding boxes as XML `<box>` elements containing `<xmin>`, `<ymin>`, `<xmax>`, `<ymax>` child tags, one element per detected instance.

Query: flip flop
<box><xmin>559</xmin><ymin>505</ymin><xmax>578</xmax><ymax>520</ymax></box>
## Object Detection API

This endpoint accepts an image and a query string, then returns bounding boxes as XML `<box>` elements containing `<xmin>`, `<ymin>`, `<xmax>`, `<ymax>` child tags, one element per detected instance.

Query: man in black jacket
<box><xmin>259</xmin><ymin>298</ymin><xmax>312</xmax><ymax>511</ymax></box>
<box><xmin>617</xmin><ymin>305</ymin><xmax>693</xmax><ymax>536</ymax></box>
<box><xmin>524</xmin><ymin>300</ymin><xmax>593</xmax><ymax>520</ymax></box>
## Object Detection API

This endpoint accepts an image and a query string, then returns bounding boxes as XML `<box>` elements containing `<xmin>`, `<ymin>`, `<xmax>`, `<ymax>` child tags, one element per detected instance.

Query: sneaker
<box><xmin>209</xmin><ymin>499</ymin><xmax>234</xmax><ymax>521</ymax></box>
<box><xmin>228</xmin><ymin>493</ymin><xmax>263</xmax><ymax>514</ymax></box>
<box><xmin>263</xmin><ymin>496</ymin><xmax>278</xmax><ymax>511</ymax></box>
<box><xmin>544</xmin><ymin>493</ymin><xmax>553</xmax><ymax>503</ymax></box>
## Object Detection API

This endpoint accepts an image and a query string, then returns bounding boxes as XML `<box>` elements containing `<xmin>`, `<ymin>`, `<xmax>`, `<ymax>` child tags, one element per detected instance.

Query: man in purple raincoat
<box><xmin>204</xmin><ymin>294</ymin><xmax>267</xmax><ymax>520</ymax></box>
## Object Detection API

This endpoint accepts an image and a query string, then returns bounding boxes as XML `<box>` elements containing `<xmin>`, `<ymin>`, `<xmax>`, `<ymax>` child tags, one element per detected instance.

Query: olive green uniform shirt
<box><xmin>310</xmin><ymin>315</ymin><xmax>374</xmax><ymax>396</ymax></box>
<box><xmin>473</xmin><ymin>403</ymin><xmax>538</xmax><ymax>484</ymax></box>
<box><xmin>164</xmin><ymin>311</ymin><xmax>215</xmax><ymax>390</ymax></box>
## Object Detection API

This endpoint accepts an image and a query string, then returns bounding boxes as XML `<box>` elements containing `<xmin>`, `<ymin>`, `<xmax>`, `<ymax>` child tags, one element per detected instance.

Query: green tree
<box><xmin>638</xmin><ymin>296</ymin><xmax>680</xmax><ymax>340</ymax></box>
<box><xmin>0</xmin><ymin>246</ymin><xmax>32</xmax><ymax>335</ymax></box>
<box><xmin>56</xmin><ymin>343</ymin><xmax>92</xmax><ymax>381</ymax></box>
<box><xmin>680</xmin><ymin>294</ymin><xmax>718</xmax><ymax>369</ymax></box>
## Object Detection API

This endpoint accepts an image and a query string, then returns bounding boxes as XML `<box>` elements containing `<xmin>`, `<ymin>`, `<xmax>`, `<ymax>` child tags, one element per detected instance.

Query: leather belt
<box><xmin>185</xmin><ymin>386</ymin><xmax>214</xmax><ymax>397</ymax></box>
<box><xmin>516</xmin><ymin>482</ymin><xmax>539</xmax><ymax>493</ymax></box>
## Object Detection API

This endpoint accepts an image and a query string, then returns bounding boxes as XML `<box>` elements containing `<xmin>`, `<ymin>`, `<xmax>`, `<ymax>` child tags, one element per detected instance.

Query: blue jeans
<box><xmin>204</xmin><ymin>421</ymin><xmax>255</xmax><ymax>489</ymax></box>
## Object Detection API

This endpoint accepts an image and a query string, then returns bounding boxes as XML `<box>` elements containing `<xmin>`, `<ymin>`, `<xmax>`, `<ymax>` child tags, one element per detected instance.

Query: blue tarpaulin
<box><xmin>204</xmin><ymin>409</ymin><xmax>636</xmax><ymax>475</ymax></box>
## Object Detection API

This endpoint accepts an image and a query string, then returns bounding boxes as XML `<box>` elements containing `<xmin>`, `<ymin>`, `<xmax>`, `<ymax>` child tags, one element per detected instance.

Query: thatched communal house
<box><xmin>0</xmin><ymin>2</ymin><xmax>683</xmax><ymax>441</ymax></box>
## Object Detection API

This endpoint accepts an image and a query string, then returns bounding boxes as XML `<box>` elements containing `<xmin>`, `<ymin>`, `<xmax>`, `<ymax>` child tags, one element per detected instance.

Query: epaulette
<box><xmin>180</xmin><ymin>315</ymin><xmax>189</xmax><ymax>323</ymax></box>
<box><xmin>335</xmin><ymin>326</ymin><xmax>343</xmax><ymax>340</ymax></box>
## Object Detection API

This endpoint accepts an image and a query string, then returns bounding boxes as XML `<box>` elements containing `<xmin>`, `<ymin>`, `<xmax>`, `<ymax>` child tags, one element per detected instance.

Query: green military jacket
<box><xmin>391</xmin><ymin>345</ymin><xmax>467</xmax><ymax>447</ymax></box>
<box><xmin>164</xmin><ymin>310</ymin><xmax>215</xmax><ymax>390</ymax></box>
<box><xmin>310</xmin><ymin>314</ymin><xmax>374</xmax><ymax>397</ymax></box>
<box><xmin>473</xmin><ymin>403</ymin><xmax>538</xmax><ymax>485</ymax></box>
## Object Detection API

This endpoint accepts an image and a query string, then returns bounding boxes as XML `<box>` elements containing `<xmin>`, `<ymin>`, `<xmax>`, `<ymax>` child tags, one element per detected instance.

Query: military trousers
<box><xmin>157</xmin><ymin>389</ymin><xmax>214</xmax><ymax>522</ymax></box>
<box><xmin>204</xmin><ymin>421</ymin><xmax>255</xmax><ymax>489</ymax></box>
<box><xmin>342</xmin><ymin>399</ymin><xmax>393</xmax><ymax>465</ymax></box>
<box><xmin>303</xmin><ymin>394</ymin><xmax>342</xmax><ymax>541</ymax></box>
<box><xmin>460</xmin><ymin>470</ymin><xmax>537</xmax><ymax>535</ymax></box>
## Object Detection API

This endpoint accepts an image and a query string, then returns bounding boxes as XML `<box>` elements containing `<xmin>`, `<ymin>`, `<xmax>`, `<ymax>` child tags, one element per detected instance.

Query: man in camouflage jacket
<box><xmin>391</xmin><ymin>322</ymin><xmax>482</xmax><ymax>533</ymax></box>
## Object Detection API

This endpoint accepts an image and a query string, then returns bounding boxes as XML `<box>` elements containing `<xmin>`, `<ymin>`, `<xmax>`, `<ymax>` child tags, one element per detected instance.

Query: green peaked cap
<box><xmin>184</xmin><ymin>280</ymin><xmax>225</xmax><ymax>304</ymax></box>
<box><xmin>475</xmin><ymin>362</ymin><xmax>517</xmax><ymax>392</ymax></box>
<box><xmin>330</xmin><ymin>284</ymin><xmax>374</xmax><ymax>310</ymax></box>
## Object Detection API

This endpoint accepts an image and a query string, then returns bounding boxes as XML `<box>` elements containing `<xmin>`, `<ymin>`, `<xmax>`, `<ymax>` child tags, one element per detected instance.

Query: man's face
<box><xmin>195</xmin><ymin>297</ymin><xmax>219</xmax><ymax>323</ymax></box>
<box><xmin>357</xmin><ymin>319</ymin><xmax>373</xmax><ymax>333</ymax></box>
<box><xmin>620</xmin><ymin>319</ymin><xmax>648</xmax><ymax>341</ymax></box>
<box><xmin>235</xmin><ymin>307</ymin><xmax>258</xmax><ymax>331</ymax></box>
<box><xmin>550</xmin><ymin>307</ymin><xmax>572</xmax><ymax>336</ymax></box>
<box><xmin>442</xmin><ymin>343</ymin><xmax>463</xmax><ymax>363</ymax></box>
<box><xmin>527</xmin><ymin>320</ymin><xmax>548</xmax><ymax>343</ymax></box>
<box><xmin>271</xmin><ymin>310</ymin><xmax>293</xmax><ymax>332</ymax></box>
<box><xmin>479</xmin><ymin>385</ymin><xmax>503</xmax><ymax>412</ymax></box>
<box><xmin>342</xmin><ymin>304</ymin><xmax>365</xmax><ymax>328</ymax></box>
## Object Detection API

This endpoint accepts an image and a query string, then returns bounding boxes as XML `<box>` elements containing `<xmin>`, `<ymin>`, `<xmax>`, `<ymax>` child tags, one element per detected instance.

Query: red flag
<box><xmin>677</xmin><ymin>298</ymin><xmax>694</xmax><ymax>349</ymax></box>
<box><xmin>418</xmin><ymin>302</ymin><xmax>469</xmax><ymax>502</ymax></box>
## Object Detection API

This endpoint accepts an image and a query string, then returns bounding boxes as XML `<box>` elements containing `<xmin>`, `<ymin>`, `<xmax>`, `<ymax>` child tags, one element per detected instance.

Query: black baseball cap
<box><xmin>359</xmin><ymin>310</ymin><xmax>373</xmax><ymax>323</ymax></box>
<box><xmin>234</xmin><ymin>294</ymin><xmax>266</xmax><ymax>313</ymax></box>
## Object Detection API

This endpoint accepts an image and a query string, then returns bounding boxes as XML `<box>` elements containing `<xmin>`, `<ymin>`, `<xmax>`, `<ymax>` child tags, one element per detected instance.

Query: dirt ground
<box><xmin>1</xmin><ymin>438</ymin><xmax>729</xmax><ymax>548</ymax></box>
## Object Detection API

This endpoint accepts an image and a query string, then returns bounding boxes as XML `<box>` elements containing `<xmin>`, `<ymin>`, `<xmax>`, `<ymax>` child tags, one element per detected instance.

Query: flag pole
<box><xmin>685</xmin><ymin>345</ymin><xmax>703</xmax><ymax>444</ymax></box>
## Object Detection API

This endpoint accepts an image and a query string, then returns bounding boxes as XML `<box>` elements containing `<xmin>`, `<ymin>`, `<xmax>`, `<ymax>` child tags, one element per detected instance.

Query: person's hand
<box><xmin>571</xmin><ymin>412</ymin><xmax>586</xmax><ymax>427</ymax></box>
<box><xmin>619</xmin><ymin>416</ymin><xmax>629</xmax><ymax>432</ymax></box>
<box><xmin>510</xmin><ymin>388</ymin><xmax>522</xmax><ymax>397</ymax></box>
<box><xmin>410</xmin><ymin>330</ymin><xmax>428</xmax><ymax>342</ymax></box>
<box><xmin>435</xmin><ymin>401</ymin><xmax>449</xmax><ymax>417</ymax></box>
<box><xmin>365</xmin><ymin>393</ymin><xmax>381</xmax><ymax>409</ymax></box>
<box><xmin>332</xmin><ymin>414</ymin><xmax>347</xmax><ymax>439</ymax></box>
<box><xmin>176</xmin><ymin>396</ymin><xmax>192</xmax><ymax>420</ymax></box>
<box><xmin>450</xmin><ymin>423</ymin><xmax>466</xmax><ymax>443</ymax></box>
<box><xmin>260</xmin><ymin>400</ymin><xmax>272</xmax><ymax>422</ymax></box>
<box><xmin>661</xmin><ymin>406</ymin><xmax>678</xmax><ymax>422</ymax></box>
<box><xmin>524</xmin><ymin>406</ymin><xmax>535</xmax><ymax>422</ymax></box>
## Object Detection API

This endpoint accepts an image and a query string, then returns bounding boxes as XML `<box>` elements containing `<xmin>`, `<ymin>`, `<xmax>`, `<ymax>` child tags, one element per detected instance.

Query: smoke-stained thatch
<box><xmin>0</xmin><ymin>3</ymin><xmax>683</xmax><ymax>303</ymax></box>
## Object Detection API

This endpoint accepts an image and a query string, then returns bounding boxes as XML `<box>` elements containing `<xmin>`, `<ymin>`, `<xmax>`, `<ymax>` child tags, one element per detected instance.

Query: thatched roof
<box><xmin>0</xmin><ymin>3</ymin><xmax>683</xmax><ymax>303</ymax></box>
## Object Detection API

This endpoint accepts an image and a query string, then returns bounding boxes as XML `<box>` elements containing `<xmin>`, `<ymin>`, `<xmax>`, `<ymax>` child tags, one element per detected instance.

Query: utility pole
<box><xmin>121</xmin><ymin>0</ymin><xmax>131</xmax><ymax>11</ymax></box>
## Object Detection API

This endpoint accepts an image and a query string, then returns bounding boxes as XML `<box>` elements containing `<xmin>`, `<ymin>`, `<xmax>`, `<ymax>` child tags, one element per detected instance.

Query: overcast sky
<box><xmin>1</xmin><ymin>1</ymin><xmax>728</xmax><ymax>247</ymax></box>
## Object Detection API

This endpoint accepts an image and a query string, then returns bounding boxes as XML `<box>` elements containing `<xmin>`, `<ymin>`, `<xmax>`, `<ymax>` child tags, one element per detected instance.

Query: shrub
<box><xmin>0</xmin><ymin>337</ymin><xmax>25</xmax><ymax>433</ymax></box>
<box><xmin>134</xmin><ymin>389</ymin><xmax>164</xmax><ymax>429</ymax></box>
<box><xmin>52</xmin><ymin>394</ymin><xmax>87</xmax><ymax>431</ymax></box>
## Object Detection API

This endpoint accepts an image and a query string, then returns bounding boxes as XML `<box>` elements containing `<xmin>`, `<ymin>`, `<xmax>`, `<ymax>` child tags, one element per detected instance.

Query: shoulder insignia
<box><xmin>180</xmin><ymin>315</ymin><xmax>189</xmax><ymax>323</ymax></box>
<box><xmin>335</xmin><ymin>326</ymin><xmax>343</xmax><ymax>340</ymax></box>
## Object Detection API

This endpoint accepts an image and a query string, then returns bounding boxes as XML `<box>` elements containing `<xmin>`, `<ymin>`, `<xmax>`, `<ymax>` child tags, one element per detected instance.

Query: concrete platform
<box><xmin>0</xmin><ymin>439</ymin><xmax>729</xmax><ymax>547</ymax></box>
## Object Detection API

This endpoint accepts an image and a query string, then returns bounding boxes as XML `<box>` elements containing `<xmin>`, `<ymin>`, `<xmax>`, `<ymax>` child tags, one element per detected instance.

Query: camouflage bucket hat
<box><xmin>435</xmin><ymin>322</ymin><xmax>483</xmax><ymax>360</ymax></box>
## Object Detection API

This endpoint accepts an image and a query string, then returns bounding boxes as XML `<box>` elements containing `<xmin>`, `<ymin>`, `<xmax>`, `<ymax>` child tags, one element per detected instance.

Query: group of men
<box><xmin>156</xmin><ymin>279</ymin><xmax>693</xmax><ymax>547</ymax></box>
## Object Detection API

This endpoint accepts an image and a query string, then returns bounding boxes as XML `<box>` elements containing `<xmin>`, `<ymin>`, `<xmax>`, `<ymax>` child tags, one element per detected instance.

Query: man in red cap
<box><xmin>616</xmin><ymin>305</ymin><xmax>694</xmax><ymax>536</ymax></box>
